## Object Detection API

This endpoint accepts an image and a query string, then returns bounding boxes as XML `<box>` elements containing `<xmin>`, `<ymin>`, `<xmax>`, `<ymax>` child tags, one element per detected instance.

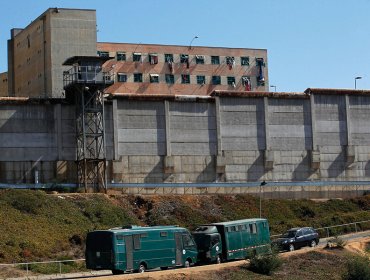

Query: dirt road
<box><xmin>84</xmin><ymin>235</ymin><xmax>370</xmax><ymax>280</ymax></box>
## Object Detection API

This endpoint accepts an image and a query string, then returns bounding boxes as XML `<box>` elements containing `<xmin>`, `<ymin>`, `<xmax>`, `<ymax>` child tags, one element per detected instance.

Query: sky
<box><xmin>1</xmin><ymin>0</ymin><xmax>370</xmax><ymax>92</ymax></box>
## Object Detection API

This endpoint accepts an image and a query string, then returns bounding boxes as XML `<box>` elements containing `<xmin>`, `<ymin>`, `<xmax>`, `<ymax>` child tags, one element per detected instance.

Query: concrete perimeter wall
<box><xmin>1</xmin><ymin>93</ymin><xmax>370</xmax><ymax>197</ymax></box>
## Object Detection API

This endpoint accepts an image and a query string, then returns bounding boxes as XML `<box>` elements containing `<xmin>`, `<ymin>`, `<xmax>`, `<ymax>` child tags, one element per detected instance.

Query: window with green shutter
<box><xmin>180</xmin><ymin>54</ymin><xmax>189</xmax><ymax>63</ymax></box>
<box><xmin>212</xmin><ymin>75</ymin><xmax>221</xmax><ymax>85</ymax></box>
<box><xmin>116</xmin><ymin>52</ymin><xmax>126</xmax><ymax>61</ymax></box>
<box><xmin>241</xmin><ymin>56</ymin><xmax>249</xmax><ymax>66</ymax></box>
<box><xmin>97</xmin><ymin>51</ymin><xmax>109</xmax><ymax>57</ymax></box>
<box><xmin>165</xmin><ymin>54</ymin><xmax>173</xmax><ymax>62</ymax></box>
<box><xmin>133</xmin><ymin>53</ymin><xmax>142</xmax><ymax>62</ymax></box>
<box><xmin>195</xmin><ymin>55</ymin><xmax>205</xmax><ymax>64</ymax></box>
<box><xmin>165</xmin><ymin>74</ymin><xmax>174</xmax><ymax>84</ymax></box>
<box><xmin>181</xmin><ymin>74</ymin><xmax>190</xmax><ymax>84</ymax></box>
<box><xmin>227</xmin><ymin>76</ymin><xmax>236</xmax><ymax>85</ymax></box>
<box><xmin>134</xmin><ymin>73</ymin><xmax>142</xmax><ymax>82</ymax></box>
<box><xmin>211</xmin><ymin>56</ymin><xmax>220</xmax><ymax>65</ymax></box>
<box><xmin>117</xmin><ymin>73</ymin><xmax>127</xmax><ymax>82</ymax></box>
<box><xmin>197</xmin><ymin>75</ymin><xmax>206</xmax><ymax>85</ymax></box>
<box><xmin>150</xmin><ymin>74</ymin><xmax>159</xmax><ymax>83</ymax></box>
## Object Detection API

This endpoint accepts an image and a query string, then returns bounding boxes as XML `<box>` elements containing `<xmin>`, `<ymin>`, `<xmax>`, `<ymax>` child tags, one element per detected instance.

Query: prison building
<box><xmin>97</xmin><ymin>43</ymin><xmax>268</xmax><ymax>95</ymax></box>
<box><xmin>7</xmin><ymin>8</ymin><xmax>97</xmax><ymax>98</ymax></box>
<box><xmin>6</xmin><ymin>8</ymin><xmax>268</xmax><ymax>99</ymax></box>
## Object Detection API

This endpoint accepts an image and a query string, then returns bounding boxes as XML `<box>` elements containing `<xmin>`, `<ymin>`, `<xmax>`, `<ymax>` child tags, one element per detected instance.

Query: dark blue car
<box><xmin>273</xmin><ymin>227</ymin><xmax>319</xmax><ymax>252</ymax></box>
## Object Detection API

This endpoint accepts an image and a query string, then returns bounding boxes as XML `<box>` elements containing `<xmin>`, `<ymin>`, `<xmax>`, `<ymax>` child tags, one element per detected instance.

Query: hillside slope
<box><xmin>0</xmin><ymin>190</ymin><xmax>369</xmax><ymax>263</ymax></box>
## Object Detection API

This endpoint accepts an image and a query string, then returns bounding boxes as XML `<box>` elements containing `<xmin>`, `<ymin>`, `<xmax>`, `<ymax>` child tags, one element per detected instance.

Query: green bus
<box><xmin>86</xmin><ymin>225</ymin><xmax>198</xmax><ymax>274</ymax></box>
<box><xmin>192</xmin><ymin>218</ymin><xmax>271</xmax><ymax>263</ymax></box>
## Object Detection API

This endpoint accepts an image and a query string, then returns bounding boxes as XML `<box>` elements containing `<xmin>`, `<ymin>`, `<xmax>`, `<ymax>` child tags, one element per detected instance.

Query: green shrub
<box><xmin>248</xmin><ymin>251</ymin><xmax>282</xmax><ymax>276</ymax></box>
<box><xmin>342</xmin><ymin>255</ymin><xmax>370</xmax><ymax>280</ymax></box>
<box><xmin>366</xmin><ymin>242</ymin><xmax>370</xmax><ymax>253</ymax></box>
<box><xmin>19</xmin><ymin>260</ymin><xmax>87</xmax><ymax>275</ymax></box>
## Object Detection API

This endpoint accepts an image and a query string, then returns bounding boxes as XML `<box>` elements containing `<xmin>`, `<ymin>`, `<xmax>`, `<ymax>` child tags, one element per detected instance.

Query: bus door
<box><xmin>174</xmin><ymin>232</ymin><xmax>183</xmax><ymax>265</ymax></box>
<box><xmin>124</xmin><ymin>235</ymin><xmax>133</xmax><ymax>270</ymax></box>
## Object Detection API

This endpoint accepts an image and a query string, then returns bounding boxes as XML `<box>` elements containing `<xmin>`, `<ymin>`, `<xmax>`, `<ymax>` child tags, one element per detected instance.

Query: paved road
<box><xmin>320</xmin><ymin>230</ymin><xmax>370</xmax><ymax>245</ymax></box>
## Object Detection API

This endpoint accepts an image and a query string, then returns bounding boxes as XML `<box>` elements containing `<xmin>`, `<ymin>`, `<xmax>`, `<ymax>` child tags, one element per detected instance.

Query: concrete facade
<box><xmin>1</xmin><ymin>90</ymin><xmax>370</xmax><ymax>193</ymax></box>
<box><xmin>0</xmin><ymin>72</ymin><xmax>7</xmax><ymax>97</ymax></box>
<box><xmin>7</xmin><ymin>8</ymin><xmax>97</xmax><ymax>98</ymax></box>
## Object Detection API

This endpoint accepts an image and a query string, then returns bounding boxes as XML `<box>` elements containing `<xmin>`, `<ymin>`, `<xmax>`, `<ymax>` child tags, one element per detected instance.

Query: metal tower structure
<box><xmin>63</xmin><ymin>56</ymin><xmax>113</xmax><ymax>192</ymax></box>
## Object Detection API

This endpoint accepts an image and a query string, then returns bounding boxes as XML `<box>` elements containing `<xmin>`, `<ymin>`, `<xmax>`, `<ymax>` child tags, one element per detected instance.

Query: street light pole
<box><xmin>270</xmin><ymin>85</ymin><xmax>277</xmax><ymax>92</ymax></box>
<box><xmin>355</xmin><ymin>76</ymin><xmax>362</xmax><ymax>89</ymax></box>
<box><xmin>259</xmin><ymin>181</ymin><xmax>267</xmax><ymax>218</ymax></box>
<box><xmin>189</xmin><ymin>36</ymin><xmax>199</xmax><ymax>50</ymax></box>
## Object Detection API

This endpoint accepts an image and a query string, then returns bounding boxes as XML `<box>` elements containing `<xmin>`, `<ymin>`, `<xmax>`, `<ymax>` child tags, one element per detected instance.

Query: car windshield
<box><xmin>282</xmin><ymin>230</ymin><xmax>297</xmax><ymax>238</ymax></box>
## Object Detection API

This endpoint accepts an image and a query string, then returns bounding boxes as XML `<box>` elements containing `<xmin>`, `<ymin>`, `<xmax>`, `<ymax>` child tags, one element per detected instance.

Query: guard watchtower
<box><xmin>63</xmin><ymin>56</ymin><xmax>113</xmax><ymax>192</ymax></box>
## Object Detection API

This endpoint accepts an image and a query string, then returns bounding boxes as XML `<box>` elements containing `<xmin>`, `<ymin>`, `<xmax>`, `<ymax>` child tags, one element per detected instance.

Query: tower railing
<box><xmin>63</xmin><ymin>65</ymin><xmax>114</xmax><ymax>89</ymax></box>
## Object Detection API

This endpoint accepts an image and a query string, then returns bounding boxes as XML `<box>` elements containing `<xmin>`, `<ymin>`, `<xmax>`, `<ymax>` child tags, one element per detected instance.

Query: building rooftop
<box><xmin>0</xmin><ymin>97</ymin><xmax>64</xmax><ymax>104</ymax></box>
<box><xmin>211</xmin><ymin>90</ymin><xmax>308</xmax><ymax>99</ymax></box>
<box><xmin>108</xmin><ymin>93</ymin><xmax>213</xmax><ymax>102</ymax></box>
<box><xmin>305</xmin><ymin>88</ymin><xmax>370</xmax><ymax>95</ymax></box>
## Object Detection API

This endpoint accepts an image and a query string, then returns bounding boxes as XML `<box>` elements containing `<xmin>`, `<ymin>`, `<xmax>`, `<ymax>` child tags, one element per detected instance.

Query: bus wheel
<box><xmin>216</xmin><ymin>255</ymin><xmax>222</xmax><ymax>264</ymax></box>
<box><xmin>139</xmin><ymin>264</ymin><xmax>146</xmax><ymax>273</ymax></box>
<box><xmin>184</xmin><ymin>260</ymin><xmax>190</xmax><ymax>268</ymax></box>
<box><xmin>112</xmin><ymin>269</ymin><xmax>123</xmax><ymax>275</ymax></box>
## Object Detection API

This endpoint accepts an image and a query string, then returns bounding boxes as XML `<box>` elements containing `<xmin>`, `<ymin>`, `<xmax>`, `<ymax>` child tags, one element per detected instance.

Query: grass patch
<box><xmin>0</xmin><ymin>190</ymin><xmax>139</xmax><ymax>263</ymax></box>
<box><xmin>366</xmin><ymin>241</ymin><xmax>370</xmax><ymax>253</ymax></box>
<box><xmin>193</xmin><ymin>251</ymin><xmax>348</xmax><ymax>280</ymax></box>
<box><xmin>0</xmin><ymin>190</ymin><xmax>369</xmax><ymax>273</ymax></box>
<box><xmin>18</xmin><ymin>260</ymin><xmax>87</xmax><ymax>275</ymax></box>
<box><xmin>342</xmin><ymin>254</ymin><xmax>370</xmax><ymax>280</ymax></box>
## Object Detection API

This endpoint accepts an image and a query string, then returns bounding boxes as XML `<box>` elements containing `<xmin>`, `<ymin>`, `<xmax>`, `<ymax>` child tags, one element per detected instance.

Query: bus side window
<box><xmin>253</xmin><ymin>223</ymin><xmax>257</xmax><ymax>234</ymax></box>
<box><xmin>245</xmin><ymin>224</ymin><xmax>250</xmax><ymax>232</ymax></box>
<box><xmin>133</xmin><ymin>234</ymin><xmax>141</xmax><ymax>250</ymax></box>
<box><xmin>249</xmin><ymin>223</ymin><xmax>257</xmax><ymax>234</ymax></box>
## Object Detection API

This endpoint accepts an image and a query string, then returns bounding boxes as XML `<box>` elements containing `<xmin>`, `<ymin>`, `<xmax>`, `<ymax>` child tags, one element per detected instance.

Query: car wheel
<box><xmin>288</xmin><ymin>244</ymin><xmax>295</xmax><ymax>252</ymax></box>
<box><xmin>138</xmin><ymin>264</ymin><xmax>146</xmax><ymax>273</ymax></box>
<box><xmin>216</xmin><ymin>255</ymin><xmax>222</xmax><ymax>264</ymax></box>
<box><xmin>310</xmin><ymin>240</ymin><xmax>317</xmax><ymax>247</ymax></box>
<box><xmin>184</xmin><ymin>260</ymin><xmax>190</xmax><ymax>268</ymax></box>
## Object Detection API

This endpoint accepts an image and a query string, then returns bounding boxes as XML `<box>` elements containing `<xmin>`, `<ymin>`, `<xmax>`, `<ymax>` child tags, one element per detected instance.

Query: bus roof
<box><xmin>102</xmin><ymin>225</ymin><xmax>183</xmax><ymax>234</ymax></box>
<box><xmin>210</xmin><ymin>218</ymin><xmax>267</xmax><ymax>227</ymax></box>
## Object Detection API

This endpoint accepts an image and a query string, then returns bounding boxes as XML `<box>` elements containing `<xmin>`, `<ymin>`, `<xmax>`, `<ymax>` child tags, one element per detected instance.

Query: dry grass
<box><xmin>0</xmin><ymin>190</ymin><xmax>369</xmax><ymax>278</ymax></box>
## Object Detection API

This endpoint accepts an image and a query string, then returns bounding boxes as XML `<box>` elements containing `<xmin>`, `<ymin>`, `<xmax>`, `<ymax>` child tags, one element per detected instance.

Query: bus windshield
<box><xmin>86</xmin><ymin>231</ymin><xmax>113</xmax><ymax>252</ymax></box>
<box><xmin>192</xmin><ymin>234</ymin><xmax>211</xmax><ymax>250</ymax></box>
